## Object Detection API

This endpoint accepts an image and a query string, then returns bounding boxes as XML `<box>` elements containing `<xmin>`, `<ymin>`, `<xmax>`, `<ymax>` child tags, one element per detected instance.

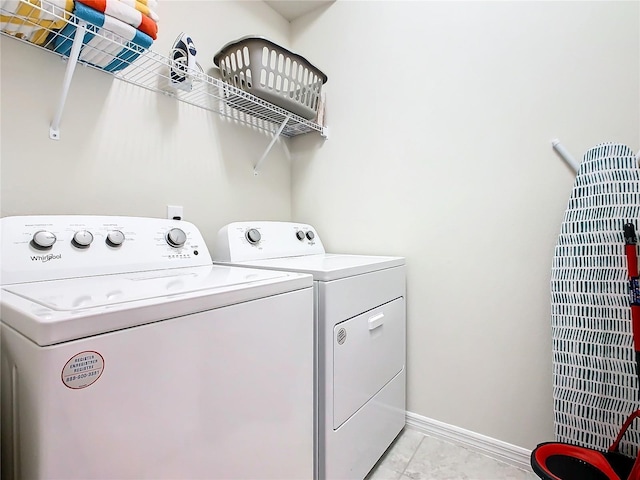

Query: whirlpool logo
<box><xmin>30</xmin><ymin>254</ymin><xmax>62</xmax><ymax>263</ymax></box>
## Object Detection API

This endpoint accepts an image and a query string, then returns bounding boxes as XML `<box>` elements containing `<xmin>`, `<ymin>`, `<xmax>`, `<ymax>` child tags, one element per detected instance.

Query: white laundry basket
<box><xmin>213</xmin><ymin>36</ymin><xmax>327</xmax><ymax>120</ymax></box>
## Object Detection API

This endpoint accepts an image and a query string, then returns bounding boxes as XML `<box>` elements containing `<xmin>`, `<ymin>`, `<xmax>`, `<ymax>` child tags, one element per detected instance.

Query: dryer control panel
<box><xmin>213</xmin><ymin>221</ymin><xmax>326</xmax><ymax>262</ymax></box>
<box><xmin>1</xmin><ymin>215</ymin><xmax>212</xmax><ymax>285</ymax></box>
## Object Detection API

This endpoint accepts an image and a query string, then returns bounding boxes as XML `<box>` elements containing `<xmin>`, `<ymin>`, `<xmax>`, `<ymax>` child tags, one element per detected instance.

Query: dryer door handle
<box><xmin>368</xmin><ymin>313</ymin><xmax>385</xmax><ymax>330</ymax></box>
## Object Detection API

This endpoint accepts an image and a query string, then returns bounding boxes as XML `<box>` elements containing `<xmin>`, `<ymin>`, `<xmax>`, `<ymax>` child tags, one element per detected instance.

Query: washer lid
<box><xmin>224</xmin><ymin>253</ymin><xmax>405</xmax><ymax>281</ymax></box>
<box><xmin>1</xmin><ymin>264</ymin><xmax>312</xmax><ymax>346</ymax></box>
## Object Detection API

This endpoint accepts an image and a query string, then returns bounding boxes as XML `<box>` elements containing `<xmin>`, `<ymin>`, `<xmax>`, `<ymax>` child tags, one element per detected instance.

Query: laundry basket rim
<box><xmin>212</xmin><ymin>35</ymin><xmax>328</xmax><ymax>84</ymax></box>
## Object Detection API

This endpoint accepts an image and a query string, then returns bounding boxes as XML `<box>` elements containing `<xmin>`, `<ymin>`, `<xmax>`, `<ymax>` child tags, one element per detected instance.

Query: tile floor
<box><xmin>365</xmin><ymin>428</ymin><xmax>539</xmax><ymax>480</ymax></box>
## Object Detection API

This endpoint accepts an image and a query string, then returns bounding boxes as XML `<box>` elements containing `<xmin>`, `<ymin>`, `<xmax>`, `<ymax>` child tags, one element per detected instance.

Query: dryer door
<box><xmin>333</xmin><ymin>297</ymin><xmax>405</xmax><ymax>429</ymax></box>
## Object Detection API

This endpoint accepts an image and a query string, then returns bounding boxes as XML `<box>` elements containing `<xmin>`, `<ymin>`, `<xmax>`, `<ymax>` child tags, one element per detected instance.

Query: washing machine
<box><xmin>213</xmin><ymin>221</ymin><xmax>406</xmax><ymax>480</ymax></box>
<box><xmin>0</xmin><ymin>215</ymin><xmax>314</xmax><ymax>480</ymax></box>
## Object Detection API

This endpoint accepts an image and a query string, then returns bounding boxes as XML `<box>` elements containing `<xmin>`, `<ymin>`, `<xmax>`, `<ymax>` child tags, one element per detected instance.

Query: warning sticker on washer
<box><xmin>61</xmin><ymin>351</ymin><xmax>104</xmax><ymax>389</ymax></box>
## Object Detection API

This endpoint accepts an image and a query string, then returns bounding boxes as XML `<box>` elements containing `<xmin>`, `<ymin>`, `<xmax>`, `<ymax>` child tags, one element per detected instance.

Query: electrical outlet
<box><xmin>167</xmin><ymin>205</ymin><xmax>183</xmax><ymax>221</ymax></box>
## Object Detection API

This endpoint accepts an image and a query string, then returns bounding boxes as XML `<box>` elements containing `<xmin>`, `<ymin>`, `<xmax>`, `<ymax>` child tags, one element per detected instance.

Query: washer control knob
<box><xmin>31</xmin><ymin>230</ymin><xmax>56</xmax><ymax>250</ymax></box>
<box><xmin>166</xmin><ymin>228</ymin><xmax>187</xmax><ymax>248</ymax></box>
<box><xmin>106</xmin><ymin>230</ymin><xmax>125</xmax><ymax>247</ymax></box>
<box><xmin>306</xmin><ymin>231</ymin><xmax>315</xmax><ymax>241</ymax></box>
<box><xmin>72</xmin><ymin>230</ymin><xmax>94</xmax><ymax>248</ymax></box>
<box><xmin>245</xmin><ymin>229</ymin><xmax>261</xmax><ymax>244</ymax></box>
<box><xmin>296</xmin><ymin>231</ymin><xmax>306</xmax><ymax>241</ymax></box>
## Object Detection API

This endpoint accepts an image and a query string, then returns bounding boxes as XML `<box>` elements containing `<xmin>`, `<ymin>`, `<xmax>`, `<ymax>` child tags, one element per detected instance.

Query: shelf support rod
<box><xmin>551</xmin><ymin>139</ymin><xmax>579</xmax><ymax>173</ymax></box>
<box><xmin>254</xmin><ymin>115</ymin><xmax>291</xmax><ymax>175</ymax></box>
<box><xmin>50</xmin><ymin>20</ymin><xmax>87</xmax><ymax>140</ymax></box>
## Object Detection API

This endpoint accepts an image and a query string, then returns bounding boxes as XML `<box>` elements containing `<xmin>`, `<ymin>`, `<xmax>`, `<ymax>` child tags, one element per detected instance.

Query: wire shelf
<box><xmin>0</xmin><ymin>0</ymin><xmax>326</xmax><ymax>139</ymax></box>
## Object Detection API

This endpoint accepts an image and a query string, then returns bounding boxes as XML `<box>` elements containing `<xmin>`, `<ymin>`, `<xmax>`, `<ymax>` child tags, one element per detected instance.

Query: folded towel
<box><xmin>127</xmin><ymin>0</ymin><xmax>156</xmax><ymax>11</ymax></box>
<box><xmin>1</xmin><ymin>0</ymin><xmax>73</xmax><ymax>45</ymax></box>
<box><xmin>135</xmin><ymin>0</ymin><xmax>156</xmax><ymax>9</ymax></box>
<box><xmin>116</xmin><ymin>0</ymin><xmax>158</xmax><ymax>23</ymax></box>
<box><xmin>76</xmin><ymin>0</ymin><xmax>156</xmax><ymax>39</ymax></box>
<box><xmin>53</xmin><ymin>1</ymin><xmax>152</xmax><ymax>72</ymax></box>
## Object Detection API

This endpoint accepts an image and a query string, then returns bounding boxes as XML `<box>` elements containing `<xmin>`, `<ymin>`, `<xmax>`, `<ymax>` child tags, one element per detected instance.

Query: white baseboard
<box><xmin>405</xmin><ymin>411</ymin><xmax>533</xmax><ymax>472</ymax></box>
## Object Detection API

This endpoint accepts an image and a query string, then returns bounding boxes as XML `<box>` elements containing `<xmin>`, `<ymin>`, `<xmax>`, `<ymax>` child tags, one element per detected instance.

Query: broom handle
<box><xmin>624</xmin><ymin>223</ymin><xmax>640</xmax><ymax>386</ymax></box>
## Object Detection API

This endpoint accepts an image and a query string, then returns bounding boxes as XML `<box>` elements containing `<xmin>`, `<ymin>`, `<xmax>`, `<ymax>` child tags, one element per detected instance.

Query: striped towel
<box><xmin>1</xmin><ymin>0</ymin><xmax>73</xmax><ymax>45</ymax></box>
<box><xmin>76</xmin><ymin>0</ymin><xmax>156</xmax><ymax>39</ymax></box>
<box><xmin>135</xmin><ymin>0</ymin><xmax>156</xmax><ymax>8</ymax></box>
<box><xmin>116</xmin><ymin>0</ymin><xmax>158</xmax><ymax>23</ymax></box>
<box><xmin>53</xmin><ymin>1</ymin><xmax>152</xmax><ymax>72</ymax></box>
<box><xmin>129</xmin><ymin>0</ymin><xmax>157</xmax><ymax>10</ymax></box>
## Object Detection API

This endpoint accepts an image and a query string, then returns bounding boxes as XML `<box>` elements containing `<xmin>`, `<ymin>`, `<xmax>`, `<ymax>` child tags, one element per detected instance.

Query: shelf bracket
<box><xmin>49</xmin><ymin>20</ymin><xmax>87</xmax><ymax>140</ymax></box>
<box><xmin>254</xmin><ymin>115</ymin><xmax>291</xmax><ymax>176</ymax></box>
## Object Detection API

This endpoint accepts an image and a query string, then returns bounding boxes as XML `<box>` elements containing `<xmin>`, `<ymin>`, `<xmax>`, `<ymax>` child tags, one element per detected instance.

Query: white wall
<box><xmin>289</xmin><ymin>1</ymin><xmax>640</xmax><ymax>449</ymax></box>
<box><xmin>2</xmin><ymin>0</ymin><xmax>639</xmax><ymax>453</ymax></box>
<box><xmin>0</xmin><ymin>1</ymin><xmax>294</xmax><ymax>251</ymax></box>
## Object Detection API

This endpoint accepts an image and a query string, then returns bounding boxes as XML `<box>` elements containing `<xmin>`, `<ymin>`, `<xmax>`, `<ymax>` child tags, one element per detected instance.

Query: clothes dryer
<box><xmin>214</xmin><ymin>221</ymin><xmax>406</xmax><ymax>480</ymax></box>
<box><xmin>0</xmin><ymin>215</ymin><xmax>314</xmax><ymax>480</ymax></box>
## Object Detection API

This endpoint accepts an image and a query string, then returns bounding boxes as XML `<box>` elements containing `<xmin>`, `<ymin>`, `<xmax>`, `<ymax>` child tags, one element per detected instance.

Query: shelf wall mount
<box><xmin>254</xmin><ymin>115</ymin><xmax>291</xmax><ymax>175</ymax></box>
<box><xmin>49</xmin><ymin>20</ymin><xmax>86</xmax><ymax>140</ymax></box>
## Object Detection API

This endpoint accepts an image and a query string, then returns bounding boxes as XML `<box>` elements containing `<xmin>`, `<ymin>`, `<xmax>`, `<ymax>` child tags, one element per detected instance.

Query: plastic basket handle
<box><xmin>606</xmin><ymin>410</ymin><xmax>640</xmax><ymax>480</ymax></box>
<box><xmin>609</xmin><ymin>410</ymin><xmax>640</xmax><ymax>453</ymax></box>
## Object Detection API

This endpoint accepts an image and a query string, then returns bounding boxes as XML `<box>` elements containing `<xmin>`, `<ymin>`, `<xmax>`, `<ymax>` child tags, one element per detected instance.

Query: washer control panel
<box><xmin>213</xmin><ymin>221</ymin><xmax>326</xmax><ymax>262</ymax></box>
<box><xmin>1</xmin><ymin>216</ymin><xmax>212</xmax><ymax>285</ymax></box>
